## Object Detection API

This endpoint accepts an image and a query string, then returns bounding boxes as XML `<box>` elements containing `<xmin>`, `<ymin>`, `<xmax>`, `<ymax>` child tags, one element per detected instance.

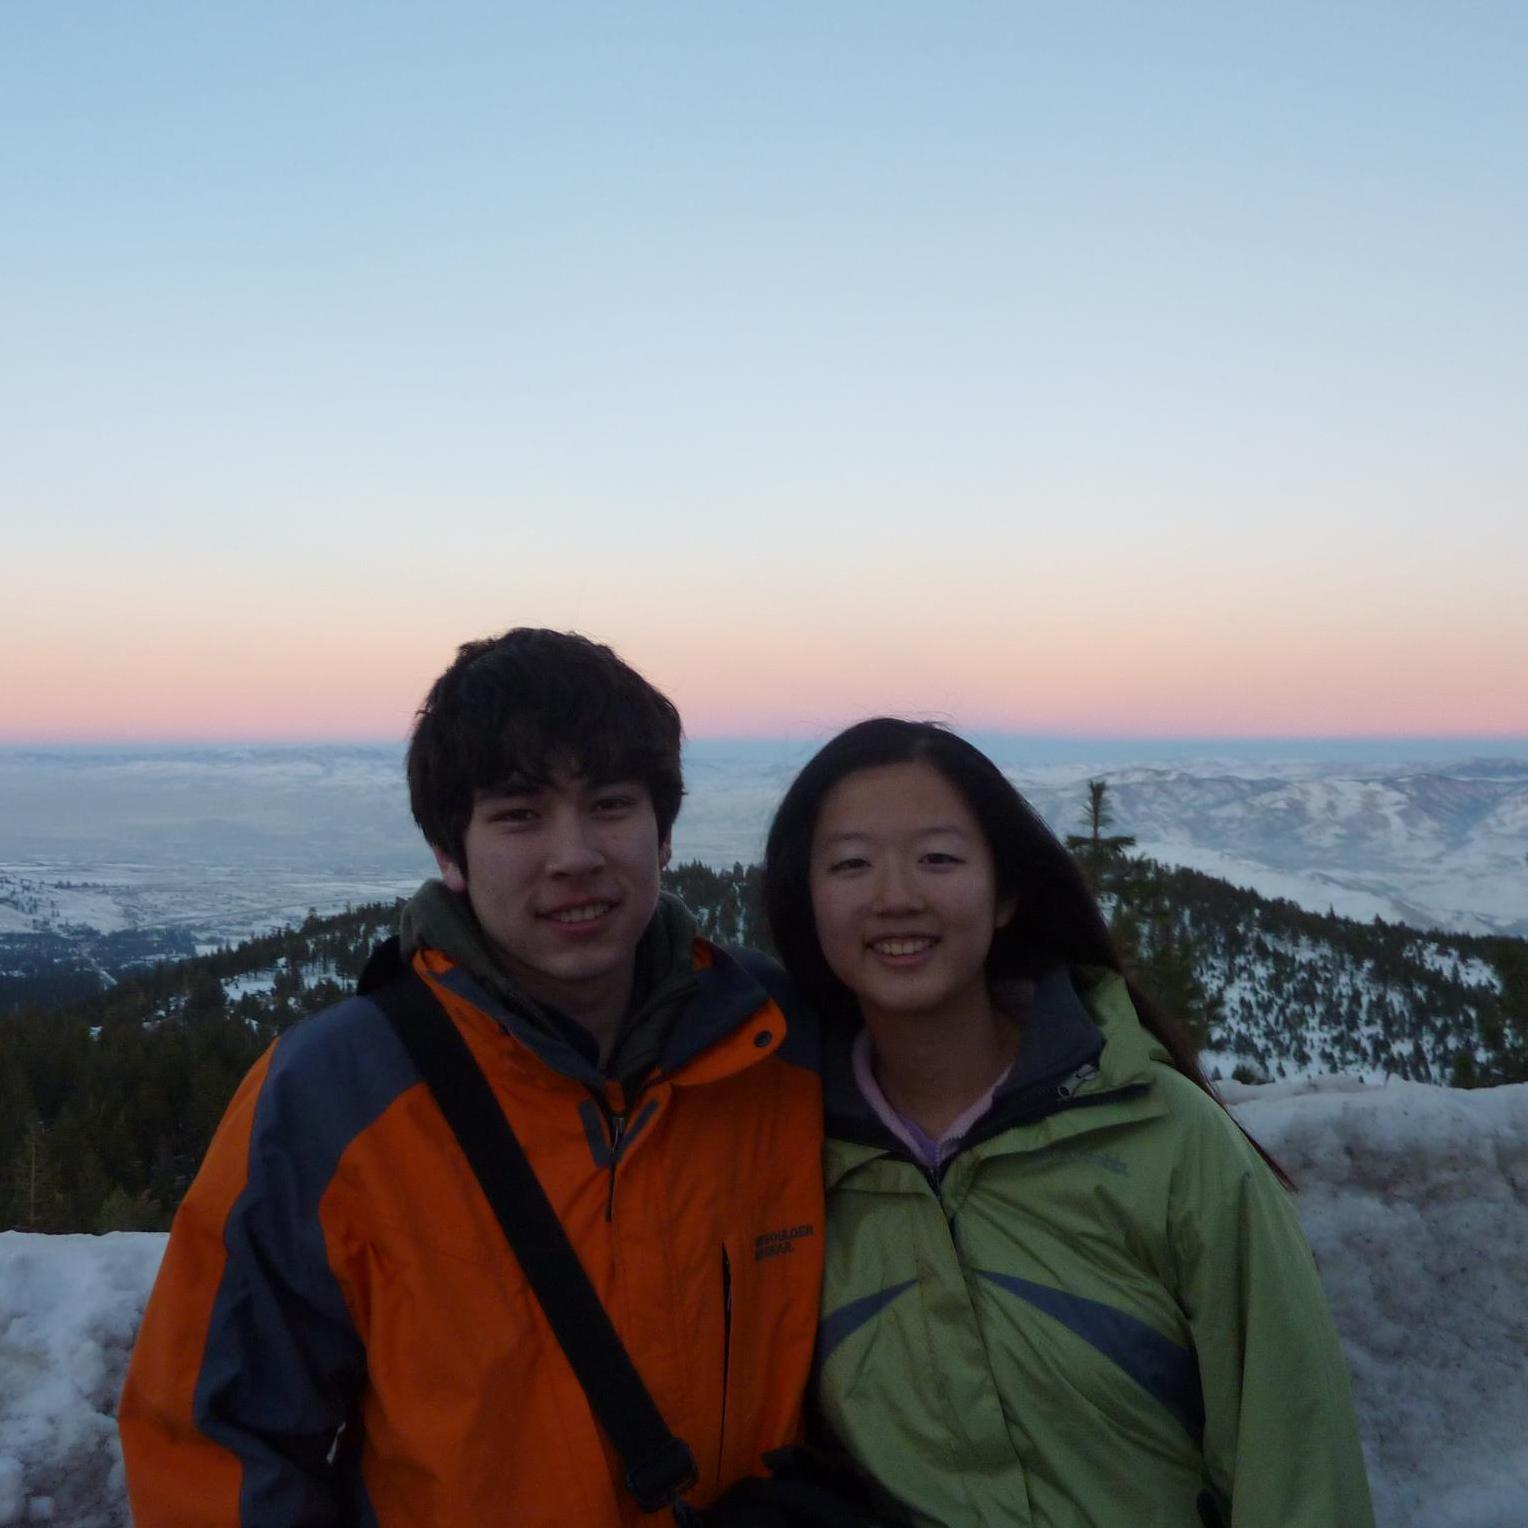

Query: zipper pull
<box><xmin>1057</xmin><ymin>1063</ymin><xmax>1100</xmax><ymax>1101</ymax></box>
<box><xmin>605</xmin><ymin>1113</ymin><xmax>626</xmax><ymax>1222</ymax></box>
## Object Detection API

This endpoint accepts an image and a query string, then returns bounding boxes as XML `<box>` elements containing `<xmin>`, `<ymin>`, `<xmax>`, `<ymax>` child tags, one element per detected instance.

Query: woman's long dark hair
<box><xmin>764</xmin><ymin>718</ymin><xmax>1290</xmax><ymax>1187</ymax></box>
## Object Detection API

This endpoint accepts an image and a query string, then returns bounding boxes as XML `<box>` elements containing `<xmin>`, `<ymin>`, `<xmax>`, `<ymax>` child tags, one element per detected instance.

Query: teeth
<box><xmin>872</xmin><ymin>937</ymin><xmax>936</xmax><ymax>957</ymax></box>
<box><xmin>548</xmin><ymin>903</ymin><xmax>612</xmax><ymax>924</ymax></box>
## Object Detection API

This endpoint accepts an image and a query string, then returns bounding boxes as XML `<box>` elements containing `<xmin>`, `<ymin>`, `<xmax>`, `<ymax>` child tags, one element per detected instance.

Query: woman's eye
<box><xmin>922</xmin><ymin>852</ymin><xmax>962</xmax><ymax>866</ymax></box>
<box><xmin>827</xmin><ymin>856</ymin><xmax>868</xmax><ymax>874</ymax></box>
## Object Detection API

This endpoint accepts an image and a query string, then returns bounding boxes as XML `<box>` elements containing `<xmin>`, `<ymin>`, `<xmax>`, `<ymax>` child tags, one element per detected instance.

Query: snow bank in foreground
<box><xmin>0</xmin><ymin>1232</ymin><xmax>165</xmax><ymax>1527</ymax></box>
<box><xmin>1</xmin><ymin>1079</ymin><xmax>1525</xmax><ymax>1527</ymax></box>
<box><xmin>1229</xmin><ymin>1077</ymin><xmax>1528</xmax><ymax>1528</ymax></box>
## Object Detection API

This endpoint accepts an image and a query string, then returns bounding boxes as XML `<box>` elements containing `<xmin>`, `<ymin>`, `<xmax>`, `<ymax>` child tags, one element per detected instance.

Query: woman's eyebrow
<box><xmin>815</xmin><ymin>829</ymin><xmax>870</xmax><ymax>848</ymax></box>
<box><xmin>817</xmin><ymin>823</ymin><xmax>970</xmax><ymax>846</ymax></box>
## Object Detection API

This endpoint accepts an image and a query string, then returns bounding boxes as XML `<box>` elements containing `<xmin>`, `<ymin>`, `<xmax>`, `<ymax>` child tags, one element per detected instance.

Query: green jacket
<box><xmin>818</xmin><ymin>968</ymin><xmax>1374</xmax><ymax>1528</ymax></box>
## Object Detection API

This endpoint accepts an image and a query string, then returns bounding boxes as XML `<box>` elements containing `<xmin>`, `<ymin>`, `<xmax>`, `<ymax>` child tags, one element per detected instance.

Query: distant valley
<box><xmin>2</xmin><ymin>743</ymin><xmax>1523</xmax><ymax>952</ymax></box>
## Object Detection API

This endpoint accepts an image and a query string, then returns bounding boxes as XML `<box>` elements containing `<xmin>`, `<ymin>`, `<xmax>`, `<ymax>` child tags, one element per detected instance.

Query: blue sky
<box><xmin>3</xmin><ymin>2</ymin><xmax>1525</xmax><ymax>741</ymax></box>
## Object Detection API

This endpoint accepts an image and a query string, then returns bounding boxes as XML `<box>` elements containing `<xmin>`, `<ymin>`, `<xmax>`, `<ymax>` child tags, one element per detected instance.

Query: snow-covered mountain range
<box><xmin>1009</xmin><ymin>756</ymin><xmax>1528</xmax><ymax>937</ymax></box>
<box><xmin>1</xmin><ymin>743</ymin><xmax>1525</xmax><ymax>944</ymax></box>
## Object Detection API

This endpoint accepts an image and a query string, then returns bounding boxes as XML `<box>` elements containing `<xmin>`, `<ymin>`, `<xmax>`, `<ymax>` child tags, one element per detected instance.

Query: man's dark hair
<box><xmin>407</xmin><ymin>628</ymin><xmax>684</xmax><ymax>864</ymax></box>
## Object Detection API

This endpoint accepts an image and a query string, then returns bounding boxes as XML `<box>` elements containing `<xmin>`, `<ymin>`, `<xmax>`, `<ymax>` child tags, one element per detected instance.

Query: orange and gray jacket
<box><xmin>119</xmin><ymin>936</ymin><xmax>824</xmax><ymax>1526</ymax></box>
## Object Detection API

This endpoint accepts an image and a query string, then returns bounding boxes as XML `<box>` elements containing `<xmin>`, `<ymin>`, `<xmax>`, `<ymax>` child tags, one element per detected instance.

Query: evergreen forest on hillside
<box><xmin>3</xmin><ymin>836</ymin><xmax>1525</xmax><ymax>1234</ymax></box>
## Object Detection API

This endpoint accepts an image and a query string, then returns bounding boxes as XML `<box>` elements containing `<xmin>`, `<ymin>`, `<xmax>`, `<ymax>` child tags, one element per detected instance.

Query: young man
<box><xmin>119</xmin><ymin>629</ymin><xmax>825</xmax><ymax>1526</ymax></box>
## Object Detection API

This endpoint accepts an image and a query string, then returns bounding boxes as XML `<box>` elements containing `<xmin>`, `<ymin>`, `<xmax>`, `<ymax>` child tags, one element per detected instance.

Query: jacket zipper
<box><xmin>605</xmin><ymin>1110</ymin><xmax>626</xmax><ymax>1221</ymax></box>
<box><xmin>717</xmin><ymin>1246</ymin><xmax>733</xmax><ymax>1478</ymax></box>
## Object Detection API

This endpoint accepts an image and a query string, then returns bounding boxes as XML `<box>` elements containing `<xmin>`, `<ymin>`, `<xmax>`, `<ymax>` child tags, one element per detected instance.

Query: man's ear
<box><xmin>431</xmin><ymin>843</ymin><xmax>468</xmax><ymax>895</ymax></box>
<box><xmin>659</xmin><ymin>835</ymin><xmax>672</xmax><ymax>871</ymax></box>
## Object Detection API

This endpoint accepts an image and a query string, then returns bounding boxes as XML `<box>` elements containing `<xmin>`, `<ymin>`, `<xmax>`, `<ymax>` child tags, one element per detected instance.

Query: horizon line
<box><xmin>3</xmin><ymin>729</ymin><xmax>1528</xmax><ymax>750</ymax></box>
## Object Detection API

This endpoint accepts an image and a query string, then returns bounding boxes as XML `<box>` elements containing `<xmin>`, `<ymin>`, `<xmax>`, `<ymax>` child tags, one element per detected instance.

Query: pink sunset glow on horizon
<box><xmin>5</xmin><ymin>608</ymin><xmax>1524</xmax><ymax>746</ymax></box>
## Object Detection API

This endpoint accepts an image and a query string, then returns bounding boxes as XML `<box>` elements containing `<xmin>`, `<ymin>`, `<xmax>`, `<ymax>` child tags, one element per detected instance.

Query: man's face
<box><xmin>432</xmin><ymin>766</ymin><xmax>668</xmax><ymax>1030</ymax></box>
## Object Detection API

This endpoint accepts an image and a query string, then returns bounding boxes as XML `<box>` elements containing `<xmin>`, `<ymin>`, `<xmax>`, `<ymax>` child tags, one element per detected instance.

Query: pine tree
<box><xmin>7</xmin><ymin>1113</ymin><xmax>66</xmax><ymax>1231</ymax></box>
<box><xmin>1479</xmin><ymin>942</ymin><xmax>1528</xmax><ymax>1085</ymax></box>
<box><xmin>1130</xmin><ymin>897</ymin><xmax>1222</xmax><ymax>1052</ymax></box>
<box><xmin>1065</xmin><ymin>779</ymin><xmax>1138</xmax><ymax>897</ymax></box>
<box><xmin>1061</xmin><ymin>778</ymin><xmax>1150</xmax><ymax>964</ymax></box>
<box><xmin>95</xmin><ymin>1184</ymin><xmax>168</xmax><ymax>1233</ymax></box>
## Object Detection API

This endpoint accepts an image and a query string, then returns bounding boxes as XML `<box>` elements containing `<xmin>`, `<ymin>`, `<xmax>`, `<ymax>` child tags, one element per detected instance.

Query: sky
<box><xmin>3</xmin><ymin>1</ymin><xmax>1525</xmax><ymax>744</ymax></box>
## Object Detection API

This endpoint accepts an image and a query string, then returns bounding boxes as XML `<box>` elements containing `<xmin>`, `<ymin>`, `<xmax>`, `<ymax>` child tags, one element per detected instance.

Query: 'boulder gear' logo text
<box><xmin>755</xmin><ymin>1224</ymin><xmax>815</xmax><ymax>1262</ymax></box>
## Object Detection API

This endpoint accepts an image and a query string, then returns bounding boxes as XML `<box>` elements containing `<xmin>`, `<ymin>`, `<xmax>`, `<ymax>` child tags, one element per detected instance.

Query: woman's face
<box><xmin>808</xmin><ymin>760</ymin><xmax>1015</xmax><ymax>1026</ymax></box>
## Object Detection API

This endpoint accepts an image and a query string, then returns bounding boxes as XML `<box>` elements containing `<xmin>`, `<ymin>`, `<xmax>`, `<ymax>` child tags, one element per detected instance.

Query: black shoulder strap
<box><xmin>367</xmin><ymin>957</ymin><xmax>697</xmax><ymax>1515</ymax></box>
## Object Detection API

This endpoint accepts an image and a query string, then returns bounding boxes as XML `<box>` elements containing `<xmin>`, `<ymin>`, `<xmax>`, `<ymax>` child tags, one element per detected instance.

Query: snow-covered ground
<box><xmin>1228</xmin><ymin>1078</ymin><xmax>1528</xmax><ymax>1526</ymax></box>
<box><xmin>1</xmin><ymin>1079</ymin><xmax>1523</xmax><ymax>1526</ymax></box>
<box><xmin>0</xmin><ymin>1233</ymin><xmax>163</xmax><ymax>1527</ymax></box>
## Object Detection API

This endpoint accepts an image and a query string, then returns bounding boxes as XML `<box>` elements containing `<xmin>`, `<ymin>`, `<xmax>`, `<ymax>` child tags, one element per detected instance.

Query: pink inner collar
<box><xmin>850</xmin><ymin>1027</ymin><xmax>1008</xmax><ymax>1172</ymax></box>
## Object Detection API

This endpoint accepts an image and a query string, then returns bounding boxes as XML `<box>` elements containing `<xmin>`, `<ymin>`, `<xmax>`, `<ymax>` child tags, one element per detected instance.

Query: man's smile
<box><xmin>542</xmin><ymin>900</ymin><xmax>617</xmax><ymax>925</ymax></box>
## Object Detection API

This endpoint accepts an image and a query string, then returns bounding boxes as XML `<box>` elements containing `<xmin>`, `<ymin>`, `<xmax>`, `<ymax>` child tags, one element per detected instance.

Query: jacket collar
<box><xmin>825</xmin><ymin>967</ymin><xmax>1148</xmax><ymax>1170</ymax></box>
<box><xmin>370</xmin><ymin>921</ymin><xmax>784</xmax><ymax>1095</ymax></box>
<box><xmin>397</xmin><ymin>884</ymin><xmax>717</xmax><ymax>1085</ymax></box>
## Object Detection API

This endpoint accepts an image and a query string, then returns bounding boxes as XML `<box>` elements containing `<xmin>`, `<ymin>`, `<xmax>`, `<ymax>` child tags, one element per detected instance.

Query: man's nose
<box><xmin>545</xmin><ymin>811</ymin><xmax>604</xmax><ymax>875</ymax></box>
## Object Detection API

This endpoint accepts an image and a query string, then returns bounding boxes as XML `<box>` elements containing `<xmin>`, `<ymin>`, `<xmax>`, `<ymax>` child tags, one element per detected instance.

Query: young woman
<box><xmin>764</xmin><ymin>719</ymin><xmax>1373</xmax><ymax>1528</ymax></box>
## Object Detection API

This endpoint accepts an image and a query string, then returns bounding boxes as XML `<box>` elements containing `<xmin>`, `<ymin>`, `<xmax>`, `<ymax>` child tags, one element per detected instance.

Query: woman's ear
<box><xmin>995</xmin><ymin>890</ymin><xmax>1017</xmax><ymax>930</ymax></box>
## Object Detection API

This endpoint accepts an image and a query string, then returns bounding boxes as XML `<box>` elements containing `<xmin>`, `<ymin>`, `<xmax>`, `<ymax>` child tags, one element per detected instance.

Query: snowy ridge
<box><xmin>1003</xmin><ymin>758</ymin><xmax>1528</xmax><ymax>938</ymax></box>
<box><xmin>1196</xmin><ymin>922</ymin><xmax>1490</xmax><ymax>1084</ymax></box>
<box><xmin>1144</xmin><ymin>861</ymin><xmax>1520</xmax><ymax>1087</ymax></box>
<box><xmin>1</xmin><ymin>1079</ymin><xmax>1524</xmax><ymax>1526</ymax></box>
<box><xmin>2</xmin><ymin>746</ymin><xmax>1524</xmax><ymax>944</ymax></box>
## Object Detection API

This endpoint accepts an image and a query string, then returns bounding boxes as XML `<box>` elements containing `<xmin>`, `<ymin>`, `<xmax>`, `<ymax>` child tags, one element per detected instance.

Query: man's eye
<box><xmin>594</xmin><ymin>794</ymin><xmax>636</xmax><ymax>814</ymax></box>
<box><xmin>487</xmin><ymin>807</ymin><xmax>536</xmax><ymax>825</ymax></box>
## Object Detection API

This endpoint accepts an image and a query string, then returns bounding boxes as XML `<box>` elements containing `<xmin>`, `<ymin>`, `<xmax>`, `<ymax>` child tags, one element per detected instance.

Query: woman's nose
<box><xmin>870</xmin><ymin>860</ymin><xmax>922</xmax><ymax>914</ymax></box>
